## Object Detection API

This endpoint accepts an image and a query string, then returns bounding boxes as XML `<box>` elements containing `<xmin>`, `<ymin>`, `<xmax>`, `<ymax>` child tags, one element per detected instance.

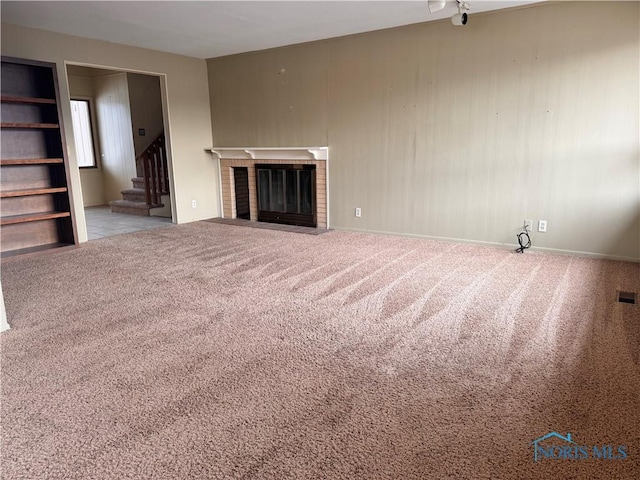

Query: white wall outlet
<box><xmin>538</xmin><ymin>220</ymin><xmax>547</xmax><ymax>232</ymax></box>
<box><xmin>355</xmin><ymin>207</ymin><xmax>362</xmax><ymax>218</ymax></box>
<box><xmin>524</xmin><ymin>219</ymin><xmax>533</xmax><ymax>230</ymax></box>
<box><xmin>191</xmin><ymin>199</ymin><xmax>197</xmax><ymax>209</ymax></box>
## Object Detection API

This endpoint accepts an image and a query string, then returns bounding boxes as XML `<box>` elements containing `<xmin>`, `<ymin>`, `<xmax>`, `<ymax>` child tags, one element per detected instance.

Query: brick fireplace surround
<box><xmin>208</xmin><ymin>148</ymin><xmax>328</xmax><ymax>229</ymax></box>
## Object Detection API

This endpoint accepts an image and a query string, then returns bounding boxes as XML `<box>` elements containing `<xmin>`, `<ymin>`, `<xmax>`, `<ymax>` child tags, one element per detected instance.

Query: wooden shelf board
<box><xmin>0</xmin><ymin>158</ymin><xmax>64</xmax><ymax>166</ymax></box>
<box><xmin>1</xmin><ymin>211</ymin><xmax>71</xmax><ymax>226</ymax></box>
<box><xmin>0</xmin><ymin>187</ymin><xmax>68</xmax><ymax>198</ymax></box>
<box><xmin>1</xmin><ymin>122</ymin><xmax>59</xmax><ymax>129</ymax></box>
<box><xmin>1</xmin><ymin>242</ymin><xmax>74</xmax><ymax>259</ymax></box>
<box><xmin>0</xmin><ymin>95</ymin><xmax>56</xmax><ymax>105</ymax></box>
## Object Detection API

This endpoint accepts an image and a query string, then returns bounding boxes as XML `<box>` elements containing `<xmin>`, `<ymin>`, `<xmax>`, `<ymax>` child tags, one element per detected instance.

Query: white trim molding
<box><xmin>0</xmin><ymin>281</ymin><xmax>10</xmax><ymax>333</ymax></box>
<box><xmin>206</xmin><ymin>147</ymin><xmax>328</xmax><ymax>161</ymax></box>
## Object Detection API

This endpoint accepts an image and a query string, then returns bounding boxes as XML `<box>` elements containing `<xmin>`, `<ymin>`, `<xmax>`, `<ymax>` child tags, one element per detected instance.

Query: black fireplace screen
<box><xmin>256</xmin><ymin>164</ymin><xmax>316</xmax><ymax>227</ymax></box>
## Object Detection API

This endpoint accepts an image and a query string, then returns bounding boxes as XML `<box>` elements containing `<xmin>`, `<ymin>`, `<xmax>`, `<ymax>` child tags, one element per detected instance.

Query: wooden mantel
<box><xmin>205</xmin><ymin>147</ymin><xmax>328</xmax><ymax>161</ymax></box>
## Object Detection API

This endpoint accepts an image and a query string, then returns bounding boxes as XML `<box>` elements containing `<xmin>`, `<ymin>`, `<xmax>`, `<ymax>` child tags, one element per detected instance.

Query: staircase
<box><xmin>110</xmin><ymin>177</ymin><xmax>162</xmax><ymax>216</ymax></box>
<box><xmin>110</xmin><ymin>132</ymin><xmax>169</xmax><ymax>216</ymax></box>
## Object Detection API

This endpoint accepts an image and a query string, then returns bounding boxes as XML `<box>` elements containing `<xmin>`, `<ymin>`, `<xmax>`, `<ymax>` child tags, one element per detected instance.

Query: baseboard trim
<box><xmin>330</xmin><ymin>226</ymin><xmax>640</xmax><ymax>263</ymax></box>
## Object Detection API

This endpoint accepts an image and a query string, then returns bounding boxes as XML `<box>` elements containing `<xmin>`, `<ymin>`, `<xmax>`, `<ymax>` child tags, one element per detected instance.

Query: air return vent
<box><xmin>616</xmin><ymin>291</ymin><xmax>637</xmax><ymax>305</ymax></box>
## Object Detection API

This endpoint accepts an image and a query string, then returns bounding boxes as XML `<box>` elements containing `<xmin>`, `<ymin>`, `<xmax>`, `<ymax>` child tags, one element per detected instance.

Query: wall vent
<box><xmin>616</xmin><ymin>291</ymin><xmax>637</xmax><ymax>305</ymax></box>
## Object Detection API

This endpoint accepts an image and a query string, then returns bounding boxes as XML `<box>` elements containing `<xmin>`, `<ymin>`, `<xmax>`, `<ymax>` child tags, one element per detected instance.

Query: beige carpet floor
<box><xmin>1</xmin><ymin>222</ymin><xmax>639</xmax><ymax>479</ymax></box>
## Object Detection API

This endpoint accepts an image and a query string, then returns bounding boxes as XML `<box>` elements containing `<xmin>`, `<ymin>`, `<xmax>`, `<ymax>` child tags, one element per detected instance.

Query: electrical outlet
<box><xmin>538</xmin><ymin>220</ymin><xmax>547</xmax><ymax>232</ymax></box>
<box><xmin>355</xmin><ymin>207</ymin><xmax>362</xmax><ymax>218</ymax></box>
<box><xmin>191</xmin><ymin>199</ymin><xmax>197</xmax><ymax>209</ymax></box>
<box><xmin>524</xmin><ymin>219</ymin><xmax>533</xmax><ymax>230</ymax></box>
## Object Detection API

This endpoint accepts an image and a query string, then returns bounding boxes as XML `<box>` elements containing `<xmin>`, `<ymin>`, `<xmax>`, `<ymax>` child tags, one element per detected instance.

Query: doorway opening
<box><xmin>66</xmin><ymin>64</ymin><xmax>173</xmax><ymax>240</ymax></box>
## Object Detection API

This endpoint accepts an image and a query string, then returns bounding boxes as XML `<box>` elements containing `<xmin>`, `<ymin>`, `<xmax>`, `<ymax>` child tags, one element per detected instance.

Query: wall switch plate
<box><xmin>355</xmin><ymin>207</ymin><xmax>362</xmax><ymax>218</ymax></box>
<box><xmin>524</xmin><ymin>219</ymin><xmax>533</xmax><ymax>230</ymax></box>
<box><xmin>538</xmin><ymin>220</ymin><xmax>547</xmax><ymax>232</ymax></box>
<box><xmin>192</xmin><ymin>200</ymin><xmax>197</xmax><ymax>209</ymax></box>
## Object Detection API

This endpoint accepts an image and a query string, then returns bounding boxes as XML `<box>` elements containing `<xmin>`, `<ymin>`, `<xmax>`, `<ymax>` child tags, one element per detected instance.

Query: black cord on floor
<box><xmin>516</xmin><ymin>226</ymin><xmax>531</xmax><ymax>254</ymax></box>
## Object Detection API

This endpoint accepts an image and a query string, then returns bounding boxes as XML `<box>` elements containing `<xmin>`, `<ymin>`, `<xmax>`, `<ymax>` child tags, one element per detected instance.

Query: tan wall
<box><xmin>68</xmin><ymin>73</ymin><xmax>93</xmax><ymax>97</ymax></box>
<box><xmin>127</xmin><ymin>73</ymin><xmax>164</xmax><ymax>157</ymax></box>
<box><xmin>68</xmin><ymin>73</ymin><xmax>105</xmax><ymax>207</ymax></box>
<box><xmin>210</xmin><ymin>41</ymin><xmax>328</xmax><ymax>147</ymax></box>
<box><xmin>1</xmin><ymin>23</ymin><xmax>218</xmax><ymax>242</ymax></box>
<box><xmin>208</xmin><ymin>2</ymin><xmax>640</xmax><ymax>261</ymax></box>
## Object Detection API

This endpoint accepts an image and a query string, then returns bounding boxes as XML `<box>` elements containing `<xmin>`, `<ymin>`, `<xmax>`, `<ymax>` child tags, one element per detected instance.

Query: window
<box><xmin>70</xmin><ymin>99</ymin><xmax>97</xmax><ymax>168</ymax></box>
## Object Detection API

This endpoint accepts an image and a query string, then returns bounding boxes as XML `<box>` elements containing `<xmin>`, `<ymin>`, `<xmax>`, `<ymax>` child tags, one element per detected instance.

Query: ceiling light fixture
<box><xmin>428</xmin><ymin>0</ymin><xmax>447</xmax><ymax>13</ymax></box>
<box><xmin>427</xmin><ymin>0</ymin><xmax>471</xmax><ymax>26</ymax></box>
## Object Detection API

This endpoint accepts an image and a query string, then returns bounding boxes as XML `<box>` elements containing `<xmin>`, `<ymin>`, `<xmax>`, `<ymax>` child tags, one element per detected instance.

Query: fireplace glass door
<box><xmin>256</xmin><ymin>164</ymin><xmax>316</xmax><ymax>227</ymax></box>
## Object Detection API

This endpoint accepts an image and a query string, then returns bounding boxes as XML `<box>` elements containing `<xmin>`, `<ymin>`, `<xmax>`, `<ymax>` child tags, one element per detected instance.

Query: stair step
<box><xmin>120</xmin><ymin>188</ymin><xmax>146</xmax><ymax>202</ymax></box>
<box><xmin>130</xmin><ymin>178</ymin><xmax>170</xmax><ymax>194</ymax></box>
<box><xmin>109</xmin><ymin>200</ymin><xmax>163</xmax><ymax>216</ymax></box>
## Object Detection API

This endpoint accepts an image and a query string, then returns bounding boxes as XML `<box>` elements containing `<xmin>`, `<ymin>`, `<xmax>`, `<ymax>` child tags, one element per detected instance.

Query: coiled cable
<box><xmin>516</xmin><ymin>226</ymin><xmax>531</xmax><ymax>254</ymax></box>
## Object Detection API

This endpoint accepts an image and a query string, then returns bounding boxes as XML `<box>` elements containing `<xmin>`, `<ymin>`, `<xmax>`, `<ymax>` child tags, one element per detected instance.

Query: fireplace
<box><xmin>209</xmin><ymin>148</ymin><xmax>328</xmax><ymax>229</ymax></box>
<box><xmin>256</xmin><ymin>164</ymin><xmax>316</xmax><ymax>227</ymax></box>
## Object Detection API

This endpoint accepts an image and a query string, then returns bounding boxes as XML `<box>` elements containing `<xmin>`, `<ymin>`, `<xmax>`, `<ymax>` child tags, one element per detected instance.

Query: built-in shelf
<box><xmin>1</xmin><ymin>242</ymin><xmax>72</xmax><ymax>259</ymax></box>
<box><xmin>0</xmin><ymin>211</ymin><xmax>71</xmax><ymax>226</ymax></box>
<box><xmin>0</xmin><ymin>187</ymin><xmax>68</xmax><ymax>198</ymax></box>
<box><xmin>0</xmin><ymin>95</ymin><xmax>56</xmax><ymax>105</ymax></box>
<box><xmin>1</xmin><ymin>56</ymin><xmax>77</xmax><ymax>258</ymax></box>
<box><xmin>1</xmin><ymin>122</ymin><xmax>59</xmax><ymax>129</ymax></box>
<box><xmin>0</xmin><ymin>158</ymin><xmax>64</xmax><ymax>166</ymax></box>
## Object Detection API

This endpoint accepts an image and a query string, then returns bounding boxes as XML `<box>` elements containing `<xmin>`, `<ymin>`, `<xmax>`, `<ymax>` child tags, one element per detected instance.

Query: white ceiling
<box><xmin>1</xmin><ymin>1</ymin><xmax>544</xmax><ymax>59</ymax></box>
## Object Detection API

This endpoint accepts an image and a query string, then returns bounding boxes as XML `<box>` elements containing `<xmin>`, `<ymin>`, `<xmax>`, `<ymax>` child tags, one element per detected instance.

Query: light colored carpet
<box><xmin>1</xmin><ymin>222</ymin><xmax>639</xmax><ymax>479</ymax></box>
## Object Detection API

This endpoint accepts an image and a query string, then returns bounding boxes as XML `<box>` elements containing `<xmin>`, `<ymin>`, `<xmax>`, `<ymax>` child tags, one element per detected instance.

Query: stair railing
<box><xmin>136</xmin><ymin>131</ymin><xmax>169</xmax><ymax>206</ymax></box>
